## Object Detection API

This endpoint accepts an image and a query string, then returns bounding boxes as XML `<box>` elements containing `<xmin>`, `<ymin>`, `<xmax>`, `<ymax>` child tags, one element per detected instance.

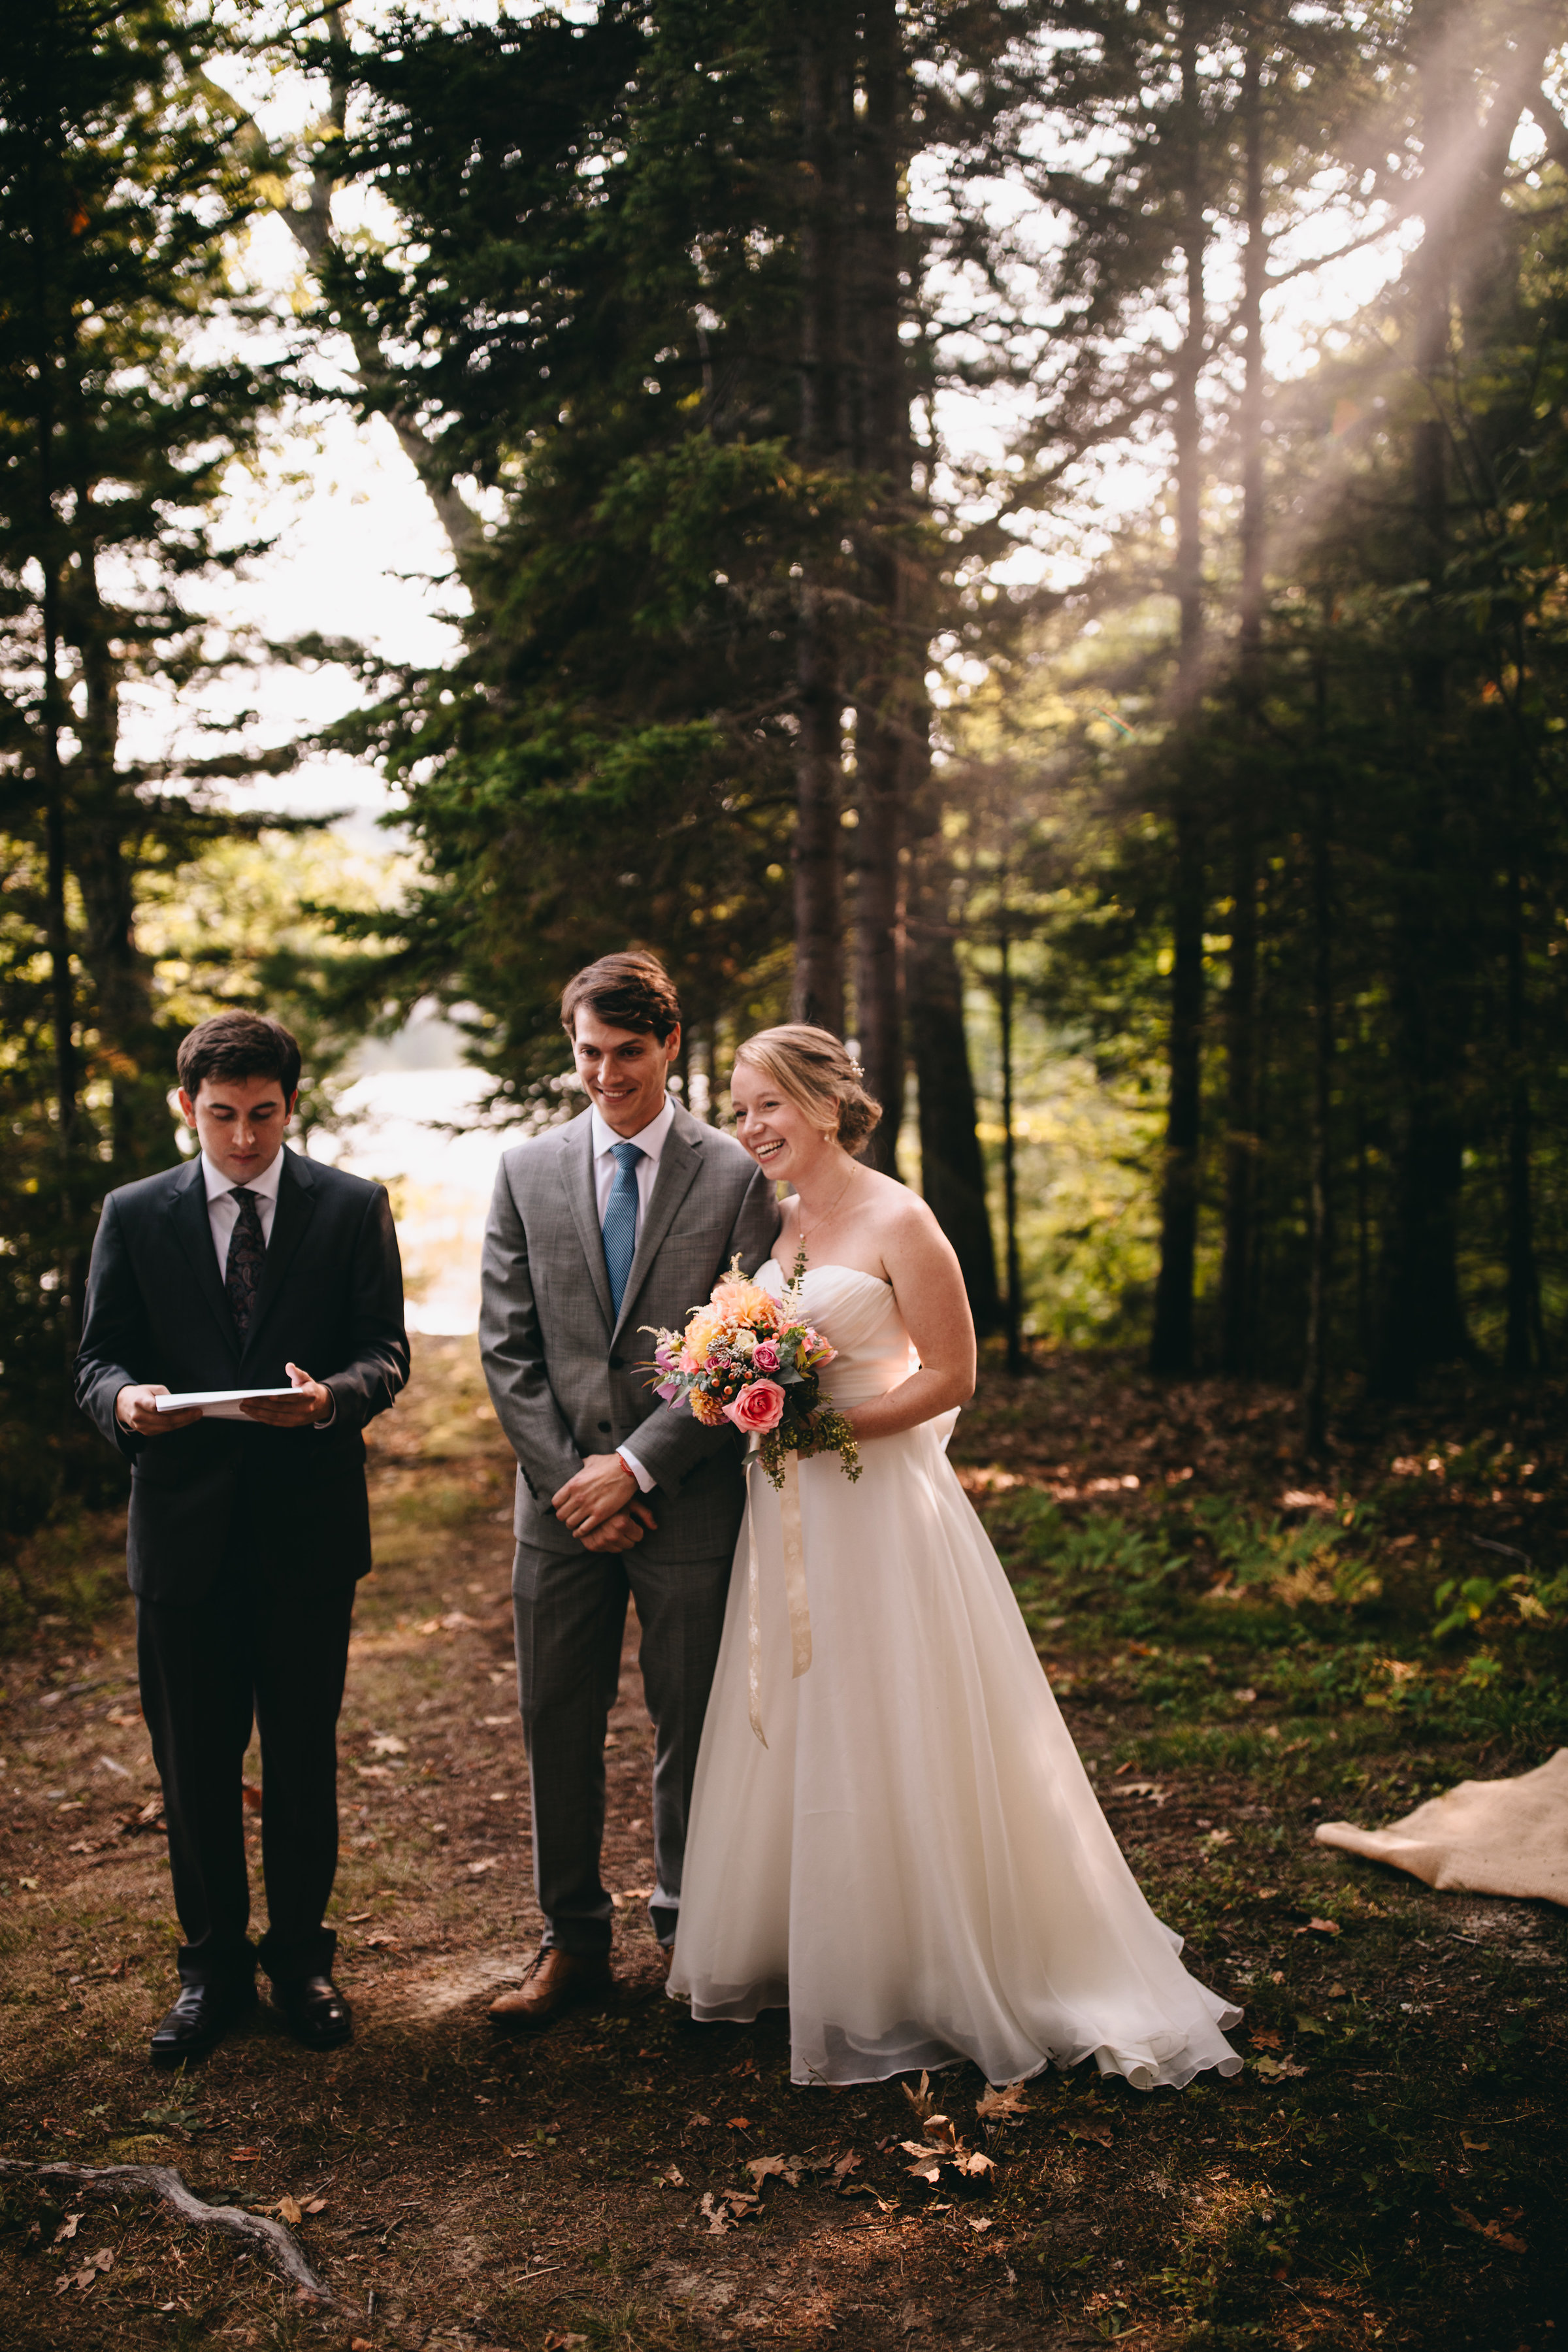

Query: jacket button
<box><xmin>597</xmin><ymin>1420</ymin><xmax>610</xmax><ymax>1434</ymax></box>
<box><xmin>608</xmin><ymin>1355</ymin><xmax>624</xmax><ymax>1371</ymax></box>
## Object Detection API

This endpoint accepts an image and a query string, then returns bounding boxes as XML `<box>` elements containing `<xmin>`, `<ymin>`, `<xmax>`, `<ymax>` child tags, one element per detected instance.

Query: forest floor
<box><xmin>2</xmin><ymin>1338</ymin><xmax>1565</xmax><ymax>2352</ymax></box>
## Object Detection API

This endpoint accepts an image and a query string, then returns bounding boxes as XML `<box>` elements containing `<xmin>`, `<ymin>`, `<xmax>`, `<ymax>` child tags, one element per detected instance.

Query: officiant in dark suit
<box><xmin>75</xmin><ymin>1011</ymin><xmax>408</xmax><ymax>2065</ymax></box>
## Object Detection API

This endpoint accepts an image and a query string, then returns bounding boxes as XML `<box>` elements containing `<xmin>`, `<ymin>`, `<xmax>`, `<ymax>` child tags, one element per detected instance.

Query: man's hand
<box><xmin>115</xmin><ymin>1383</ymin><xmax>202</xmax><ymax>1437</ymax></box>
<box><xmin>241</xmin><ymin>1362</ymin><xmax>333</xmax><ymax>1428</ymax></box>
<box><xmin>578</xmin><ymin>1501</ymin><xmax>657</xmax><ymax>1554</ymax></box>
<box><xmin>553</xmin><ymin>1452</ymin><xmax>637</xmax><ymax>1537</ymax></box>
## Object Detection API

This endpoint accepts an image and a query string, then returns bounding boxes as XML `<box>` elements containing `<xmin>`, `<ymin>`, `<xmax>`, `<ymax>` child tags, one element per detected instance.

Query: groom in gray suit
<box><xmin>480</xmin><ymin>953</ymin><xmax>777</xmax><ymax>2026</ymax></box>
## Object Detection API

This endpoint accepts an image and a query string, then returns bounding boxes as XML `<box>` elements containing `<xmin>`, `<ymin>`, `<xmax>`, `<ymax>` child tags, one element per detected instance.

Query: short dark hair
<box><xmin>176</xmin><ymin>1011</ymin><xmax>302</xmax><ymax>1102</ymax></box>
<box><xmin>561</xmin><ymin>953</ymin><xmax>681</xmax><ymax>1042</ymax></box>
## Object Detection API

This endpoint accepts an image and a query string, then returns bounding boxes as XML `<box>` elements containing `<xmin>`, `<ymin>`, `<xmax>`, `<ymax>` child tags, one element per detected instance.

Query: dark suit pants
<box><xmin>136</xmin><ymin>1551</ymin><xmax>355</xmax><ymax>1990</ymax></box>
<box><xmin>514</xmin><ymin>1541</ymin><xmax>732</xmax><ymax>1956</ymax></box>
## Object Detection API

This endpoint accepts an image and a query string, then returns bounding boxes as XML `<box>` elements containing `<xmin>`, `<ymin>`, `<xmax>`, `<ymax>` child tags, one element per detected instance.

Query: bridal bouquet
<box><xmin>642</xmin><ymin>1257</ymin><xmax>862</xmax><ymax>1487</ymax></box>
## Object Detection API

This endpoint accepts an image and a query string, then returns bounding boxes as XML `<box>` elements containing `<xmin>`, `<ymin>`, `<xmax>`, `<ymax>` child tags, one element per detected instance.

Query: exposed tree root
<box><xmin>0</xmin><ymin>2158</ymin><xmax>340</xmax><ymax>2308</ymax></box>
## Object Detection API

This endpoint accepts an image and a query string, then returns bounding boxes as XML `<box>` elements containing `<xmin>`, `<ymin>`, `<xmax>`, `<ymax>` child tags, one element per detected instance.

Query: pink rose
<box><xmin>723</xmin><ymin>1378</ymin><xmax>786</xmax><ymax>1434</ymax></box>
<box><xmin>751</xmin><ymin>1339</ymin><xmax>780</xmax><ymax>1373</ymax></box>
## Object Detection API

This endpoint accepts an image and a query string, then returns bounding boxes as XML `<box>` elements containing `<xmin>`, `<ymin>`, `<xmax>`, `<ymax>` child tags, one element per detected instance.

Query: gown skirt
<box><xmin>667</xmin><ymin>1262</ymin><xmax>1243</xmax><ymax>2091</ymax></box>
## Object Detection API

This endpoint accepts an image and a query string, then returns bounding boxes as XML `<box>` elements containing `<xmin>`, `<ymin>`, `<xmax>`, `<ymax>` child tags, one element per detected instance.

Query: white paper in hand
<box><xmin>155</xmin><ymin>1388</ymin><xmax>296</xmax><ymax>1422</ymax></box>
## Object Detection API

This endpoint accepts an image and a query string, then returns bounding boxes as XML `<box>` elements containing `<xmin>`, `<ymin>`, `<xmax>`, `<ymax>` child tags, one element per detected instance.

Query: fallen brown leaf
<box><xmin>276</xmin><ymin>2195</ymin><xmax>302</xmax><ymax>2226</ymax></box>
<box><xmin>1062</xmin><ymin>2118</ymin><xmax>1114</xmax><ymax>2146</ymax></box>
<box><xmin>747</xmin><ymin>2153</ymin><xmax>804</xmax><ymax>2187</ymax></box>
<box><xmin>56</xmin><ymin>2249</ymin><xmax>113</xmax><ymax>2295</ymax></box>
<box><xmin>903</xmin><ymin>2070</ymin><xmax>938</xmax><ymax>2126</ymax></box>
<box><xmin>698</xmin><ymin>2187</ymin><xmax>761</xmax><ymax>2234</ymax></box>
<box><xmin>976</xmin><ymin>2080</ymin><xmax>1030</xmax><ymax>2123</ymax></box>
<box><xmin>1451</xmin><ymin>2206</ymin><xmax>1526</xmax><ymax>2254</ymax></box>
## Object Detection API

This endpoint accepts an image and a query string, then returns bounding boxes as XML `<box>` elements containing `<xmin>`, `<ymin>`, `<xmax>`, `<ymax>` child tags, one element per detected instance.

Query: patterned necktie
<box><xmin>225</xmin><ymin>1185</ymin><xmax>267</xmax><ymax>1337</ymax></box>
<box><xmin>601</xmin><ymin>1142</ymin><xmax>644</xmax><ymax>1319</ymax></box>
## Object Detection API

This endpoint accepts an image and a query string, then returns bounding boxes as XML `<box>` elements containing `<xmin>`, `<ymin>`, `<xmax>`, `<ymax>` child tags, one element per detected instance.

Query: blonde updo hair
<box><xmin>733</xmin><ymin>1024</ymin><xmax>883</xmax><ymax>1156</ymax></box>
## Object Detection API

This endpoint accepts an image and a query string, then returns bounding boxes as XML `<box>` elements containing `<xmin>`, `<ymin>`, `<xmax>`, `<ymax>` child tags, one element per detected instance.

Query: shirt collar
<box><xmin>590</xmin><ymin>1095</ymin><xmax>675</xmax><ymax>1164</ymax></box>
<box><xmin>200</xmin><ymin>1145</ymin><xmax>288</xmax><ymax>1203</ymax></box>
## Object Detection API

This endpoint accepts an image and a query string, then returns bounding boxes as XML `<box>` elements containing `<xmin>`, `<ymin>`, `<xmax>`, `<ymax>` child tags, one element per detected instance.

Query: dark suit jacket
<box><xmin>74</xmin><ymin>1151</ymin><xmax>408</xmax><ymax>1601</ymax></box>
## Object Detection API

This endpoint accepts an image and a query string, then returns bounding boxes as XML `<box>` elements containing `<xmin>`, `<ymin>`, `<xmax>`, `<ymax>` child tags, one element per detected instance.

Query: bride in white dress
<box><xmin>667</xmin><ymin>1024</ymin><xmax>1242</xmax><ymax>2092</ymax></box>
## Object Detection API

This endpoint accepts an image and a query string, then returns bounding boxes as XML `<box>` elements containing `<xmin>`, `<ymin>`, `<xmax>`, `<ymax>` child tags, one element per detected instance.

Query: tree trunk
<box><xmin>1371</xmin><ymin>6</ymin><xmax>1473</xmax><ymax>1395</ymax></box>
<box><xmin>1220</xmin><ymin>43</ymin><xmax>1265</xmax><ymax>1379</ymax></box>
<box><xmin>848</xmin><ymin>0</ymin><xmax>910</xmax><ymax>1172</ymax></box>
<box><xmin>791</xmin><ymin>5</ymin><xmax>849</xmax><ymax>1034</ymax></box>
<box><xmin>1503</xmin><ymin>843</ymin><xmax>1541</xmax><ymax>1375</ymax></box>
<box><xmin>1150</xmin><ymin>796</ymin><xmax>1206</xmax><ymax>1377</ymax></box>
<box><xmin>69</xmin><ymin>544</ymin><xmax>159</xmax><ymax>1173</ymax></box>
<box><xmin>31</xmin><ymin>96</ymin><xmax>81</xmax><ymax>1352</ymax></box>
<box><xmin>1149</xmin><ymin>23</ymin><xmax>1207</xmax><ymax>1379</ymax></box>
<box><xmin>1301</xmin><ymin>770</ymin><xmax>1334</xmax><ymax>1457</ymax></box>
<box><xmin>906</xmin><ymin>768</ymin><xmax>1001</xmax><ymax>1328</ymax></box>
<box><xmin>996</xmin><ymin>925</ymin><xmax>1024</xmax><ymax>1376</ymax></box>
<box><xmin>793</xmin><ymin>587</ymin><xmax>845</xmax><ymax>1034</ymax></box>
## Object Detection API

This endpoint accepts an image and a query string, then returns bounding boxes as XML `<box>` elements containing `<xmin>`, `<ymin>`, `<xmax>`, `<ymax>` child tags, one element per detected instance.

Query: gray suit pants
<box><xmin>514</xmin><ymin>1540</ymin><xmax>732</xmax><ymax>1955</ymax></box>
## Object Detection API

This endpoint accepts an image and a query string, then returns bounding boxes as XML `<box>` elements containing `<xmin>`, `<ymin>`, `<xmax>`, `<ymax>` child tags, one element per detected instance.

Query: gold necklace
<box><xmin>790</xmin><ymin>1162</ymin><xmax>858</xmax><ymax>1286</ymax></box>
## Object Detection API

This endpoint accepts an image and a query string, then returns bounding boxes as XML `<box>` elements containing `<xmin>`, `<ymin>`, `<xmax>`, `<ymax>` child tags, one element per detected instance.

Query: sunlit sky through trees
<box><xmin>163</xmin><ymin>0</ymin><xmax>1477</xmax><ymax>850</ymax></box>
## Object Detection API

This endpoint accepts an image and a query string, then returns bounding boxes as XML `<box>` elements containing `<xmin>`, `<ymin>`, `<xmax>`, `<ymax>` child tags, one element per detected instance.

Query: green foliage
<box><xmin>987</xmin><ymin>1480</ymin><xmax>1568</xmax><ymax>1763</ymax></box>
<box><xmin>0</xmin><ymin>1</ymin><xmax>297</xmax><ymax>1553</ymax></box>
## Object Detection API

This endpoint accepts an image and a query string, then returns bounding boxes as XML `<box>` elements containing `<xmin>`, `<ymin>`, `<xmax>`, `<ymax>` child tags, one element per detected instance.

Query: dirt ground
<box><xmin>1</xmin><ymin>1339</ymin><xmax>1565</xmax><ymax>2351</ymax></box>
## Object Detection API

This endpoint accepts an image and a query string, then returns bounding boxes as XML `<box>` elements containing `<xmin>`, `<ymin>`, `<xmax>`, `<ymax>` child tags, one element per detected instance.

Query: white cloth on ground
<box><xmin>1315</xmin><ymin>1747</ymin><xmax>1568</xmax><ymax>1906</ymax></box>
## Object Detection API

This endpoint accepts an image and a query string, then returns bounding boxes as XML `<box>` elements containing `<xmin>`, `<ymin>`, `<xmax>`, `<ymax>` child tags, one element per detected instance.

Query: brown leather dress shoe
<box><xmin>489</xmin><ymin>1948</ymin><xmax>612</xmax><ymax>2031</ymax></box>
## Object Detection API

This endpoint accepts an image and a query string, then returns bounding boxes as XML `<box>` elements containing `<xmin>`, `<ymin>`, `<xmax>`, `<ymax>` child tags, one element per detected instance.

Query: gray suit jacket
<box><xmin>480</xmin><ymin>1100</ymin><xmax>779</xmax><ymax>1561</ymax></box>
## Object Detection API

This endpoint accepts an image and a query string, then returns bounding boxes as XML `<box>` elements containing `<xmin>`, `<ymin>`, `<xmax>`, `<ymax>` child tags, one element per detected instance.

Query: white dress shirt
<box><xmin>198</xmin><ymin>1145</ymin><xmax>333</xmax><ymax>1426</ymax></box>
<box><xmin>200</xmin><ymin>1145</ymin><xmax>286</xmax><ymax>1272</ymax></box>
<box><xmin>589</xmin><ymin>1095</ymin><xmax>675</xmax><ymax>1493</ymax></box>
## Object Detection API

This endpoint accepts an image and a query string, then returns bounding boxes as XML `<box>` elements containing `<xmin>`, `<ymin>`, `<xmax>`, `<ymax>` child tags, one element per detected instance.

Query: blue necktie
<box><xmin>602</xmin><ymin>1141</ymin><xmax>644</xmax><ymax>1318</ymax></box>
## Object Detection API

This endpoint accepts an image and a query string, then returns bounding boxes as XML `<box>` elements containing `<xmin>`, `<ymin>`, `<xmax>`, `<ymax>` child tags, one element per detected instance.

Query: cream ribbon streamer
<box><xmin>745</xmin><ymin>1449</ymin><xmax>812</xmax><ymax>1746</ymax></box>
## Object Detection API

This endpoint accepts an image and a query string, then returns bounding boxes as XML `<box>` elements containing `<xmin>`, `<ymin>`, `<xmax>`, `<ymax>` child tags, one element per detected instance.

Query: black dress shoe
<box><xmin>150</xmin><ymin>1979</ymin><xmax>257</xmax><ymax>2067</ymax></box>
<box><xmin>271</xmin><ymin>1974</ymin><xmax>353</xmax><ymax>2050</ymax></box>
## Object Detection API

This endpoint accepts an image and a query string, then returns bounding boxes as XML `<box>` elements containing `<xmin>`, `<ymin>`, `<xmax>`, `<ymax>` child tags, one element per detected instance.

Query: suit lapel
<box><xmin>238</xmin><ymin>1151</ymin><xmax>317</xmax><ymax>1364</ymax></box>
<box><xmin>167</xmin><ymin>1158</ymin><xmax>239</xmax><ymax>1353</ymax></box>
<box><xmin>560</xmin><ymin>1113</ymin><xmax>616</xmax><ymax>1335</ymax></box>
<box><xmin>612</xmin><ymin>1115</ymin><xmax>702</xmax><ymax>1349</ymax></box>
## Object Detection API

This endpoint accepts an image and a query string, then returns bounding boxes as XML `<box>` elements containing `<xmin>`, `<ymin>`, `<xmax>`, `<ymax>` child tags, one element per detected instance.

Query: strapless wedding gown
<box><xmin>668</xmin><ymin>1261</ymin><xmax>1243</xmax><ymax>2090</ymax></box>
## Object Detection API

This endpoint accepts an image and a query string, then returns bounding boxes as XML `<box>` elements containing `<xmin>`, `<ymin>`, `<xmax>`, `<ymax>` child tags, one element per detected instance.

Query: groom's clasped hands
<box><xmin>552</xmin><ymin>1450</ymin><xmax>657</xmax><ymax>1552</ymax></box>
